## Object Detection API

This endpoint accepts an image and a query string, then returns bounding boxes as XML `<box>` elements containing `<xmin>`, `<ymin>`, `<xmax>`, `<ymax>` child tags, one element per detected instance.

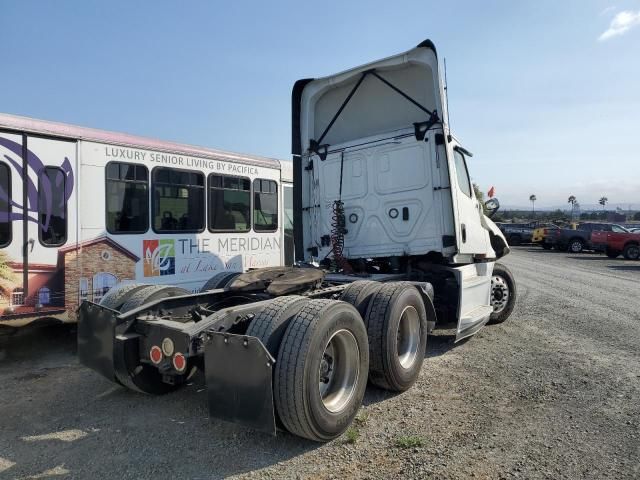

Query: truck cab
<box><xmin>292</xmin><ymin>40</ymin><xmax>509</xmax><ymax>338</ymax></box>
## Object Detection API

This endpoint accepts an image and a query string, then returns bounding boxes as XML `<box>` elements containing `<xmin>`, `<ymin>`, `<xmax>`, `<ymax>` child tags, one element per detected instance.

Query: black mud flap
<box><xmin>204</xmin><ymin>332</ymin><xmax>277</xmax><ymax>436</ymax></box>
<box><xmin>77</xmin><ymin>301</ymin><xmax>118</xmax><ymax>382</ymax></box>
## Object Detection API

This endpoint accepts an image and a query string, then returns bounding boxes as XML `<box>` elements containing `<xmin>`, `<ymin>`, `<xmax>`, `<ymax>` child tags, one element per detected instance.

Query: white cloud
<box><xmin>600</xmin><ymin>6</ymin><xmax>617</xmax><ymax>16</ymax></box>
<box><xmin>598</xmin><ymin>10</ymin><xmax>640</xmax><ymax>41</ymax></box>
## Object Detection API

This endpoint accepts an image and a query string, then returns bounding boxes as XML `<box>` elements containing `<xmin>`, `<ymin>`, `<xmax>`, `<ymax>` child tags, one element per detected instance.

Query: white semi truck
<box><xmin>75</xmin><ymin>40</ymin><xmax>516</xmax><ymax>442</ymax></box>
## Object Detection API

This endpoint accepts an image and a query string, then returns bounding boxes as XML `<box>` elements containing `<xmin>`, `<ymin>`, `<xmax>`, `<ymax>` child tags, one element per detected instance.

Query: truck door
<box><xmin>447</xmin><ymin>143</ymin><xmax>488</xmax><ymax>255</ymax></box>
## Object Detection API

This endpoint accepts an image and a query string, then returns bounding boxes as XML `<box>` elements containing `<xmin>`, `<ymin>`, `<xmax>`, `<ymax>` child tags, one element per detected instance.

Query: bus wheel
<box><xmin>99</xmin><ymin>283</ymin><xmax>150</xmax><ymax>311</ymax></box>
<box><xmin>274</xmin><ymin>300</ymin><xmax>368</xmax><ymax>442</ymax></box>
<box><xmin>115</xmin><ymin>285</ymin><xmax>192</xmax><ymax>394</ymax></box>
<box><xmin>245</xmin><ymin>295</ymin><xmax>309</xmax><ymax>357</ymax></box>
<box><xmin>202</xmin><ymin>271</ymin><xmax>241</xmax><ymax>291</ymax></box>
<box><xmin>365</xmin><ymin>282</ymin><xmax>427</xmax><ymax>392</ymax></box>
<box><xmin>119</xmin><ymin>285</ymin><xmax>190</xmax><ymax>313</ymax></box>
<box><xmin>340</xmin><ymin>280</ymin><xmax>382</xmax><ymax>317</ymax></box>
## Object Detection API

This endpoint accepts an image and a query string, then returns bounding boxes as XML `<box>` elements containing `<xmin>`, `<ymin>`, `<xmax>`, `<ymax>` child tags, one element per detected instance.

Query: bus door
<box><xmin>0</xmin><ymin>133</ymin><xmax>77</xmax><ymax>316</ymax></box>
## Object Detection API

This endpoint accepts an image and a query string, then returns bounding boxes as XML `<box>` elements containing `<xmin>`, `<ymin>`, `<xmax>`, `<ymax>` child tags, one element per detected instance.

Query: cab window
<box><xmin>453</xmin><ymin>150</ymin><xmax>472</xmax><ymax>197</ymax></box>
<box><xmin>152</xmin><ymin>168</ymin><xmax>205</xmax><ymax>233</ymax></box>
<box><xmin>0</xmin><ymin>162</ymin><xmax>11</xmax><ymax>247</ymax></box>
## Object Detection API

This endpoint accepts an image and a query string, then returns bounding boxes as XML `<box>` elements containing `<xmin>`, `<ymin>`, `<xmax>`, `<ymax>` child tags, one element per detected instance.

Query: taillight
<box><xmin>543</xmin><ymin>229</ymin><xmax>548</xmax><ymax>235</ymax></box>
<box><xmin>150</xmin><ymin>346</ymin><xmax>163</xmax><ymax>365</ymax></box>
<box><xmin>173</xmin><ymin>353</ymin><xmax>187</xmax><ymax>372</ymax></box>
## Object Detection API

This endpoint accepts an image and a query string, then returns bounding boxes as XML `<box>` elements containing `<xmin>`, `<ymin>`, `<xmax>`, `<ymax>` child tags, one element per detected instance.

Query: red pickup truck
<box><xmin>591</xmin><ymin>230</ymin><xmax>640</xmax><ymax>259</ymax></box>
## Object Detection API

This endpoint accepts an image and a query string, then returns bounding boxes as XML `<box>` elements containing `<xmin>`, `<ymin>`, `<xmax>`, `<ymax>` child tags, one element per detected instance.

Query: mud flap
<box><xmin>77</xmin><ymin>301</ymin><xmax>118</xmax><ymax>382</ymax></box>
<box><xmin>204</xmin><ymin>332</ymin><xmax>277</xmax><ymax>436</ymax></box>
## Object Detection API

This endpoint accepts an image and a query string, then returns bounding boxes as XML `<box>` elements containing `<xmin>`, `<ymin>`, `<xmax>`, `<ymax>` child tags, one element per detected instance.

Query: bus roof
<box><xmin>0</xmin><ymin>112</ymin><xmax>282</xmax><ymax>170</ymax></box>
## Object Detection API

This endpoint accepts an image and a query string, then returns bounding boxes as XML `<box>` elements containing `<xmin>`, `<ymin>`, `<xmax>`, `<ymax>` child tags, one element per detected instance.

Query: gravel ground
<box><xmin>0</xmin><ymin>247</ymin><xmax>638</xmax><ymax>479</ymax></box>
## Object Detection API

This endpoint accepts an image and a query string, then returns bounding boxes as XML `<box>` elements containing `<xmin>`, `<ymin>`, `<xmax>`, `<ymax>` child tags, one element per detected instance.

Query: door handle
<box><xmin>461</xmin><ymin>224</ymin><xmax>467</xmax><ymax>243</ymax></box>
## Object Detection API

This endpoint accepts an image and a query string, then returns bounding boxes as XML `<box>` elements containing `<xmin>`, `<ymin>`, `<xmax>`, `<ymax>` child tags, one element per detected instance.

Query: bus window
<box><xmin>38</xmin><ymin>167</ymin><xmax>67</xmax><ymax>246</ymax></box>
<box><xmin>208</xmin><ymin>174</ymin><xmax>251</xmax><ymax>232</ymax></box>
<box><xmin>153</xmin><ymin>168</ymin><xmax>205</xmax><ymax>233</ymax></box>
<box><xmin>106</xmin><ymin>162</ymin><xmax>149</xmax><ymax>234</ymax></box>
<box><xmin>254</xmin><ymin>179</ymin><xmax>278</xmax><ymax>232</ymax></box>
<box><xmin>0</xmin><ymin>162</ymin><xmax>11</xmax><ymax>247</ymax></box>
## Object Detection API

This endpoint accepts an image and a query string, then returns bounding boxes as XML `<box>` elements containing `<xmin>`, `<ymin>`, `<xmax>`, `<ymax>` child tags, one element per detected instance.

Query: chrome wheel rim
<box><xmin>491</xmin><ymin>276</ymin><xmax>510</xmax><ymax>313</ymax></box>
<box><xmin>396</xmin><ymin>306</ymin><xmax>420</xmax><ymax>370</ymax></box>
<box><xmin>318</xmin><ymin>329</ymin><xmax>360</xmax><ymax>413</ymax></box>
<box><xmin>628</xmin><ymin>246</ymin><xmax>640</xmax><ymax>259</ymax></box>
<box><xmin>570</xmin><ymin>241</ymin><xmax>582</xmax><ymax>252</ymax></box>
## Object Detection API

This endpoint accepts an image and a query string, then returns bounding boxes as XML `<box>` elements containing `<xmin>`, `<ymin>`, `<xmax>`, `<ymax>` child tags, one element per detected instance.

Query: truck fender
<box><xmin>481</xmin><ymin>215</ymin><xmax>510</xmax><ymax>259</ymax></box>
<box><xmin>408</xmin><ymin>282</ymin><xmax>437</xmax><ymax>333</ymax></box>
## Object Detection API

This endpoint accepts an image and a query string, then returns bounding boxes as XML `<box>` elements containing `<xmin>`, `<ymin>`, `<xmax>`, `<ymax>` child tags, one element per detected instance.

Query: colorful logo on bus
<box><xmin>143</xmin><ymin>239</ymin><xmax>175</xmax><ymax>277</ymax></box>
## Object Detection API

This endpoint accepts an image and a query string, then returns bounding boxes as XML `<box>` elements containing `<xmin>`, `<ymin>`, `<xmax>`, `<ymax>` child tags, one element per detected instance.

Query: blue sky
<box><xmin>1</xmin><ymin>0</ymin><xmax>638</xmax><ymax>208</ymax></box>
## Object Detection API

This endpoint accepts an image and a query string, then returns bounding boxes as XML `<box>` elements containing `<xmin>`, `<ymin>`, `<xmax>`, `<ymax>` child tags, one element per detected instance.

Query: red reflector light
<box><xmin>150</xmin><ymin>346</ymin><xmax>163</xmax><ymax>364</ymax></box>
<box><xmin>173</xmin><ymin>353</ymin><xmax>187</xmax><ymax>372</ymax></box>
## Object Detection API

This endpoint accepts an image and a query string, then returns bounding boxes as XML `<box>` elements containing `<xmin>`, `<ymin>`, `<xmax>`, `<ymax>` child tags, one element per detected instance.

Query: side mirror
<box><xmin>484</xmin><ymin>198</ymin><xmax>500</xmax><ymax>217</ymax></box>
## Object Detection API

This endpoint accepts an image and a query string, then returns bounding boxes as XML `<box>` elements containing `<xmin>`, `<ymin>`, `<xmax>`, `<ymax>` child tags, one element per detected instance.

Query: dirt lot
<box><xmin>0</xmin><ymin>247</ymin><xmax>638</xmax><ymax>479</ymax></box>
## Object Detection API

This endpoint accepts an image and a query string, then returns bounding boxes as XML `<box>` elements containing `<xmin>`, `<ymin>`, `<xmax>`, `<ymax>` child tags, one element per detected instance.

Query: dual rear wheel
<box><xmin>248</xmin><ymin>282</ymin><xmax>428</xmax><ymax>441</ymax></box>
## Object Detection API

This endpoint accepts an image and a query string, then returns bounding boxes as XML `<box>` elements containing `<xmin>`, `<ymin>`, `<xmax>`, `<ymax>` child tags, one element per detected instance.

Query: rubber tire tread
<box><xmin>99</xmin><ymin>283</ymin><xmax>149</xmax><ymax>311</ymax></box>
<box><xmin>340</xmin><ymin>280</ymin><xmax>382</xmax><ymax>317</ymax></box>
<box><xmin>488</xmin><ymin>263</ymin><xmax>517</xmax><ymax>324</ymax></box>
<box><xmin>202</xmin><ymin>271</ymin><xmax>241</xmax><ymax>291</ymax></box>
<box><xmin>364</xmin><ymin>282</ymin><xmax>427</xmax><ymax>391</ymax></box>
<box><xmin>120</xmin><ymin>285</ymin><xmax>190</xmax><ymax>313</ymax></box>
<box><xmin>623</xmin><ymin>243</ymin><xmax>640</xmax><ymax>260</ymax></box>
<box><xmin>274</xmin><ymin>299</ymin><xmax>368</xmax><ymax>442</ymax></box>
<box><xmin>245</xmin><ymin>296</ymin><xmax>309</xmax><ymax>357</ymax></box>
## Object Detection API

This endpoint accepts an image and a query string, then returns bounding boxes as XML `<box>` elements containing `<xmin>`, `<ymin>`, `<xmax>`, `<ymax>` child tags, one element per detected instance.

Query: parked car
<box><xmin>499</xmin><ymin>222</ymin><xmax>541</xmax><ymax>246</ymax></box>
<box><xmin>532</xmin><ymin>224</ymin><xmax>560</xmax><ymax>249</ymax></box>
<box><xmin>591</xmin><ymin>230</ymin><xmax>640</xmax><ymax>259</ymax></box>
<box><xmin>551</xmin><ymin>223</ymin><xmax>629</xmax><ymax>253</ymax></box>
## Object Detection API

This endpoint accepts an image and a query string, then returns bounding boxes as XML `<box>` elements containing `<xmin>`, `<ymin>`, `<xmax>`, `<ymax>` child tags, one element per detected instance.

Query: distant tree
<box><xmin>568</xmin><ymin>195</ymin><xmax>577</xmax><ymax>221</ymax></box>
<box><xmin>529</xmin><ymin>194</ymin><xmax>537</xmax><ymax>216</ymax></box>
<box><xmin>599</xmin><ymin>196</ymin><xmax>608</xmax><ymax>211</ymax></box>
<box><xmin>472</xmin><ymin>183</ymin><xmax>488</xmax><ymax>214</ymax></box>
<box><xmin>633</xmin><ymin>211</ymin><xmax>640</xmax><ymax>221</ymax></box>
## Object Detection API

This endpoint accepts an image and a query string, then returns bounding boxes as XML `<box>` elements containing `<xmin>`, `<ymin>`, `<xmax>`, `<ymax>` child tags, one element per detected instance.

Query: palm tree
<box><xmin>568</xmin><ymin>195</ymin><xmax>577</xmax><ymax>221</ymax></box>
<box><xmin>529</xmin><ymin>194</ymin><xmax>537</xmax><ymax>216</ymax></box>
<box><xmin>599</xmin><ymin>196</ymin><xmax>608</xmax><ymax>210</ymax></box>
<box><xmin>0</xmin><ymin>251</ymin><xmax>17</xmax><ymax>303</ymax></box>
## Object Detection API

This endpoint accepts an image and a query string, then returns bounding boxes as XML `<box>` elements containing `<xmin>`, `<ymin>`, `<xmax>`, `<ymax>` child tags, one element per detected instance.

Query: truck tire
<box><xmin>274</xmin><ymin>299</ymin><xmax>369</xmax><ymax>442</ymax></box>
<box><xmin>99</xmin><ymin>283</ymin><xmax>150</xmax><ymax>311</ymax></box>
<box><xmin>606</xmin><ymin>248</ymin><xmax>621</xmax><ymax>259</ymax></box>
<box><xmin>567</xmin><ymin>238</ymin><xmax>584</xmax><ymax>253</ymax></box>
<box><xmin>508</xmin><ymin>235</ymin><xmax>522</xmax><ymax>246</ymax></box>
<box><xmin>340</xmin><ymin>280</ymin><xmax>383</xmax><ymax>317</ymax></box>
<box><xmin>623</xmin><ymin>243</ymin><xmax>640</xmax><ymax>260</ymax></box>
<box><xmin>245</xmin><ymin>296</ymin><xmax>309</xmax><ymax>357</ymax></box>
<box><xmin>489</xmin><ymin>263</ymin><xmax>517</xmax><ymax>324</ymax></box>
<box><xmin>542</xmin><ymin>243</ymin><xmax>552</xmax><ymax>250</ymax></box>
<box><xmin>119</xmin><ymin>285</ymin><xmax>190</xmax><ymax>313</ymax></box>
<box><xmin>115</xmin><ymin>285</ymin><xmax>192</xmax><ymax>394</ymax></box>
<box><xmin>202</xmin><ymin>271</ymin><xmax>241</xmax><ymax>291</ymax></box>
<box><xmin>364</xmin><ymin>282</ymin><xmax>427</xmax><ymax>392</ymax></box>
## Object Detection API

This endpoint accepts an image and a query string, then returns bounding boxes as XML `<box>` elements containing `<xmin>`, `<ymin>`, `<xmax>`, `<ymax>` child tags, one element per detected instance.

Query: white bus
<box><xmin>0</xmin><ymin>113</ymin><xmax>293</xmax><ymax>328</ymax></box>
